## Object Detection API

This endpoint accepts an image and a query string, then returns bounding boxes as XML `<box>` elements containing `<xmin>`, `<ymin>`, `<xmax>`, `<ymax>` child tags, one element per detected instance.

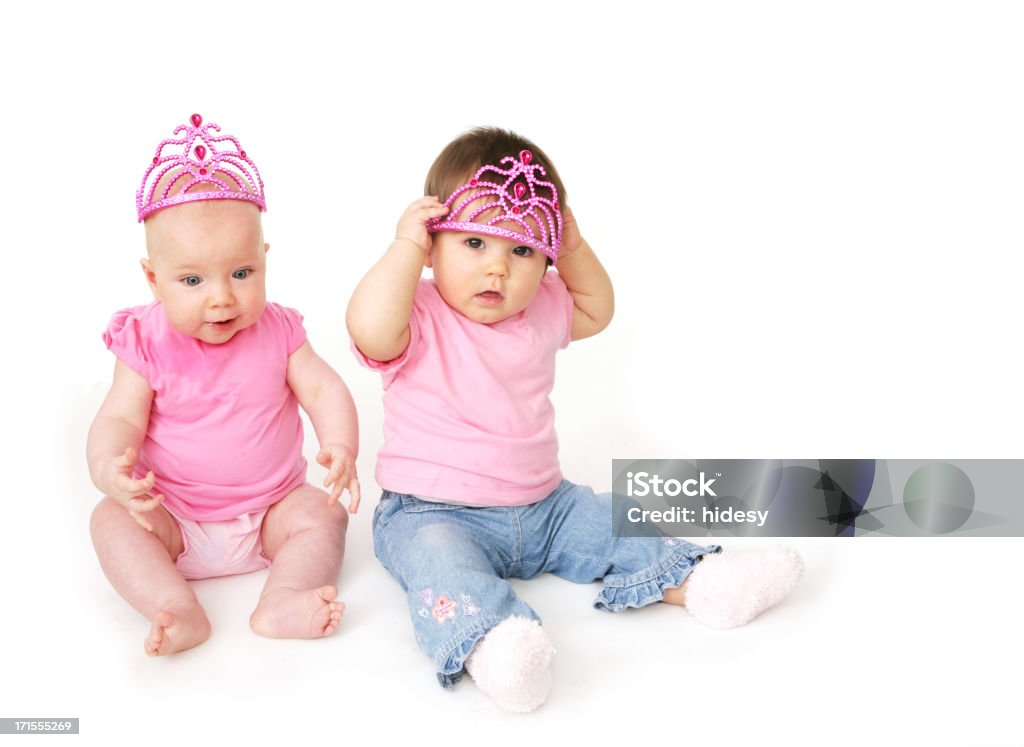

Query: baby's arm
<box><xmin>346</xmin><ymin>197</ymin><xmax>448</xmax><ymax>361</ymax></box>
<box><xmin>286</xmin><ymin>342</ymin><xmax>361</xmax><ymax>512</ymax></box>
<box><xmin>86</xmin><ymin>360</ymin><xmax>163</xmax><ymax>530</ymax></box>
<box><xmin>556</xmin><ymin>206</ymin><xmax>615</xmax><ymax>341</ymax></box>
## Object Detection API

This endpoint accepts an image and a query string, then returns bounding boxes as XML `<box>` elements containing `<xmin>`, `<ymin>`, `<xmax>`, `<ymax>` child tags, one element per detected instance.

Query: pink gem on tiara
<box><xmin>426</xmin><ymin>149</ymin><xmax>563</xmax><ymax>262</ymax></box>
<box><xmin>136</xmin><ymin>113</ymin><xmax>266</xmax><ymax>222</ymax></box>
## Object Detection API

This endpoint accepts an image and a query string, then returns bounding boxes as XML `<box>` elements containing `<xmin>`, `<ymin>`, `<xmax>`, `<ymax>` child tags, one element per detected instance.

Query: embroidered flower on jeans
<box><xmin>461</xmin><ymin>594</ymin><xmax>481</xmax><ymax>616</ymax></box>
<box><xmin>663</xmin><ymin>537</ymin><xmax>679</xmax><ymax>547</ymax></box>
<box><xmin>417</xmin><ymin>588</ymin><xmax>434</xmax><ymax>605</ymax></box>
<box><xmin>432</xmin><ymin>595</ymin><xmax>458</xmax><ymax>624</ymax></box>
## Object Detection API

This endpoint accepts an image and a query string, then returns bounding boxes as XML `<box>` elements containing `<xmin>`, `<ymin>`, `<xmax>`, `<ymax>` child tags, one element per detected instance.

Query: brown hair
<box><xmin>425</xmin><ymin>127</ymin><xmax>567</xmax><ymax>206</ymax></box>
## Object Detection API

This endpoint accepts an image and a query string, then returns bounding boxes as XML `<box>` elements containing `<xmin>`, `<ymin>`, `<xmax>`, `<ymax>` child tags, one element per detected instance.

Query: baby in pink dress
<box><xmin>88</xmin><ymin>114</ymin><xmax>360</xmax><ymax>656</ymax></box>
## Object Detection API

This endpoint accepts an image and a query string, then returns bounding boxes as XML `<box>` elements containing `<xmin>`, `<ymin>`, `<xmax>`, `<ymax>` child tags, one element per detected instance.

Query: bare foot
<box><xmin>144</xmin><ymin>600</ymin><xmax>211</xmax><ymax>656</ymax></box>
<box><xmin>249</xmin><ymin>585</ymin><xmax>344</xmax><ymax>639</ymax></box>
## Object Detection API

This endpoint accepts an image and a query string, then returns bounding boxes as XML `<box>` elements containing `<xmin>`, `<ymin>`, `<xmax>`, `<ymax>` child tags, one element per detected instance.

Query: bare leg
<box><xmin>249</xmin><ymin>485</ymin><xmax>348</xmax><ymax>639</ymax></box>
<box><xmin>90</xmin><ymin>498</ymin><xmax>210</xmax><ymax>655</ymax></box>
<box><xmin>662</xmin><ymin>576</ymin><xmax>690</xmax><ymax>606</ymax></box>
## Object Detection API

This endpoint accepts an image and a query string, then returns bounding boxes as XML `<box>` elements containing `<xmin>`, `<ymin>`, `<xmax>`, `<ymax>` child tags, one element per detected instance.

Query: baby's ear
<box><xmin>263</xmin><ymin>242</ymin><xmax>270</xmax><ymax>255</ymax></box>
<box><xmin>140</xmin><ymin>258</ymin><xmax>160</xmax><ymax>299</ymax></box>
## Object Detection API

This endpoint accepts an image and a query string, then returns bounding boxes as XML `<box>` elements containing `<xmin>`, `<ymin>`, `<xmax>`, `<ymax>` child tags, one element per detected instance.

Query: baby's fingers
<box><xmin>126</xmin><ymin>492</ymin><xmax>164</xmax><ymax>513</ymax></box>
<box><xmin>346</xmin><ymin>477</ymin><xmax>362</xmax><ymax>515</ymax></box>
<box><xmin>117</xmin><ymin>470</ymin><xmax>155</xmax><ymax>494</ymax></box>
<box><xmin>325</xmin><ymin>463</ymin><xmax>351</xmax><ymax>505</ymax></box>
<box><xmin>129</xmin><ymin>509</ymin><xmax>154</xmax><ymax>532</ymax></box>
<box><xmin>418</xmin><ymin>204</ymin><xmax>449</xmax><ymax>222</ymax></box>
<box><xmin>113</xmin><ymin>447</ymin><xmax>138</xmax><ymax>469</ymax></box>
<box><xmin>409</xmin><ymin>196</ymin><xmax>444</xmax><ymax>211</ymax></box>
<box><xmin>327</xmin><ymin>479</ymin><xmax>344</xmax><ymax>506</ymax></box>
<box><xmin>321</xmin><ymin>454</ymin><xmax>344</xmax><ymax>488</ymax></box>
<box><xmin>399</xmin><ymin>199</ymin><xmax>448</xmax><ymax>228</ymax></box>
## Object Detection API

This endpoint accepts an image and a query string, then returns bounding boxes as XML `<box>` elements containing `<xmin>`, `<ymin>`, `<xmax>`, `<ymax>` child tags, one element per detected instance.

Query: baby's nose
<box><xmin>486</xmin><ymin>254</ymin><xmax>509</xmax><ymax>276</ymax></box>
<box><xmin>207</xmin><ymin>282</ymin><xmax>235</xmax><ymax>307</ymax></box>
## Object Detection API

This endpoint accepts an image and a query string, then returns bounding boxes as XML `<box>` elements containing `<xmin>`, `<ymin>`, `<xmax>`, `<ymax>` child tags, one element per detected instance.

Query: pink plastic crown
<box><xmin>427</xmin><ymin>150</ymin><xmax>563</xmax><ymax>262</ymax></box>
<box><xmin>136</xmin><ymin>113</ymin><xmax>265</xmax><ymax>222</ymax></box>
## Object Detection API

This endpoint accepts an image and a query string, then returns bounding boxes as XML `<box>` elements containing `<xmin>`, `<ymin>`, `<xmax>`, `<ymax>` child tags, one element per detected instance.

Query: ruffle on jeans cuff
<box><xmin>434</xmin><ymin>615</ymin><xmax>507</xmax><ymax>690</ymax></box>
<box><xmin>593</xmin><ymin>543</ymin><xmax>722</xmax><ymax>613</ymax></box>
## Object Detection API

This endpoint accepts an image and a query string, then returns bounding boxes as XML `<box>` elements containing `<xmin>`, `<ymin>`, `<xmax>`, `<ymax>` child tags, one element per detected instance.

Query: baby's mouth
<box><xmin>476</xmin><ymin>291</ymin><xmax>504</xmax><ymax>305</ymax></box>
<box><xmin>208</xmin><ymin>317</ymin><xmax>237</xmax><ymax>327</ymax></box>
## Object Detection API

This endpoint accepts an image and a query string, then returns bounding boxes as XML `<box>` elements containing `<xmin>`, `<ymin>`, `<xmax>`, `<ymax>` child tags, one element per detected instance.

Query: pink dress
<box><xmin>353</xmin><ymin>272</ymin><xmax>574</xmax><ymax>506</ymax></box>
<box><xmin>104</xmin><ymin>301</ymin><xmax>308</xmax><ymax>522</ymax></box>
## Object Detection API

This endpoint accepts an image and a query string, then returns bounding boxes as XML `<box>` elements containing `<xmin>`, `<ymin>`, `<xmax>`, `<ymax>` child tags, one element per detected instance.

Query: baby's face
<box><xmin>429</xmin><ymin>230</ymin><xmax>547</xmax><ymax>324</ymax></box>
<box><xmin>142</xmin><ymin>199</ymin><xmax>267</xmax><ymax>344</ymax></box>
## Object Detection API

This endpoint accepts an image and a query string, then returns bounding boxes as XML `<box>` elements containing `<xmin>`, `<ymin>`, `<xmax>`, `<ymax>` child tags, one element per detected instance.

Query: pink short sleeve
<box><xmin>103</xmin><ymin>308</ymin><xmax>150</xmax><ymax>381</ymax></box>
<box><xmin>351</xmin><ymin>280</ymin><xmax>437</xmax><ymax>379</ymax></box>
<box><xmin>558</xmin><ymin>275</ymin><xmax>573</xmax><ymax>349</ymax></box>
<box><xmin>264</xmin><ymin>303</ymin><xmax>307</xmax><ymax>355</ymax></box>
<box><xmin>350</xmin><ymin>313</ymin><xmax>421</xmax><ymax>379</ymax></box>
<box><xmin>533</xmin><ymin>272</ymin><xmax>573</xmax><ymax>349</ymax></box>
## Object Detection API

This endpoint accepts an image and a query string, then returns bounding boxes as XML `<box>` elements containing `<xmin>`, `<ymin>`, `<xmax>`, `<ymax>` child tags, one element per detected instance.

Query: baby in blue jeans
<box><xmin>347</xmin><ymin>127</ymin><xmax>803</xmax><ymax>712</ymax></box>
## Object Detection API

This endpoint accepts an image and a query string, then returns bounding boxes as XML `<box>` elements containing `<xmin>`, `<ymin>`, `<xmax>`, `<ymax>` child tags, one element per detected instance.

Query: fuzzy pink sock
<box><xmin>465</xmin><ymin>616</ymin><xmax>555</xmax><ymax>713</ymax></box>
<box><xmin>683</xmin><ymin>546</ymin><xmax>803</xmax><ymax>629</ymax></box>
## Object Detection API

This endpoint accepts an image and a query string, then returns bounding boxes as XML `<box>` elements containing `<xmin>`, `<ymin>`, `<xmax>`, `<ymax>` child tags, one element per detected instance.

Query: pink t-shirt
<box><xmin>104</xmin><ymin>301</ymin><xmax>308</xmax><ymax>521</ymax></box>
<box><xmin>354</xmin><ymin>273</ymin><xmax>574</xmax><ymax>506</ymax></box>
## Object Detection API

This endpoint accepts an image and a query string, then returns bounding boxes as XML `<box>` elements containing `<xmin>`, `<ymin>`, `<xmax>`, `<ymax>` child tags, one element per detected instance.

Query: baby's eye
<box><xmin>233</xmin><ymin>269</ymin><xmax>250</xmax><ymax>280</ymax></box>
<box><xmin>512</xmin><ymin>246</ymin><xmax>533</xmax><ymax>257</ymax></box>
<box><xmin>182</xmin><ymin>275</ymin><xmax>202</xmax><ymax>287</ymax></box>
<box><xmin>466</xmin><ymin>238</ymin><xmax>484</xmax><ymax>249</ymax></box>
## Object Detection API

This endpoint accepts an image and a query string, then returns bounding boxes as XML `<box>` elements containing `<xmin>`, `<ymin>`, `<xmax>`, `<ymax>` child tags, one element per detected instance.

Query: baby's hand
<box><xmin>105</xmin><ymin>447</ymin><xmax>164</xmax><ymax>532</ymax></box>
<box><xmin>560</xmin><ymin>205</ymin><xmax>584</xmax><ymax>259</ymax></box>
<box><xmin>316</xmin><ymin>443</ymin><xmax>361</xmax><ymax>514</ymax></box>
<box><xmin>395</xmin><ymin>196</ymin><xmax>449</xmax><ymax>254</ymax></box>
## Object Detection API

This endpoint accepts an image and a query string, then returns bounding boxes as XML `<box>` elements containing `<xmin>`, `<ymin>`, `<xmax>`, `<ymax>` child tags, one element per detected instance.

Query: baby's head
<box><xmin>136</xmin><ymin>114</ymin><xmax>268</xmax><ymax>344</ymax></box>
<box><xmin>424</xmin><ymin>128</ymin><xmax>566</xmax><ymax>325</ymax></box>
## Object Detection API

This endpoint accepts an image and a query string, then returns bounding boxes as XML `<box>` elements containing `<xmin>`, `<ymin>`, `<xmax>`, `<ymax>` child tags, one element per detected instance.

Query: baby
<box><xmin>347</xmin><ymin>127</ymin><xmax>803</xmax><ymax>711</ymax></box>
<box><xmin>88</xmin><ymin>114</ymin><xmax>360</xmax><ymax>656</ymax></box>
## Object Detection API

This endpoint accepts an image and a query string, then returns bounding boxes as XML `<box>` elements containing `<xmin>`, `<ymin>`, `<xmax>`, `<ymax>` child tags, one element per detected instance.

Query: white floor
<box><xmin>6</xmin><ymin>376</ymin><xmax>1024</xmax><ymax>747</ymax></box>
<box><xmin>6</xmin><ymin>477</ymin><xmax>1022</xmax><ymax>746</ymax></box>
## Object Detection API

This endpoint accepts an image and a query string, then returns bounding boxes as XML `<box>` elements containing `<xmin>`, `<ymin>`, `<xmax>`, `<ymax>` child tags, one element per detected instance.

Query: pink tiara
<box><xmin>136</xmin><ymin>113</ymin><xmax>265</xmax><ymax>222</ymax></box>
<box><xmin>427</xmin><ymin>150</ymin><xmax>563</xmax><ymax>262</ymax></box>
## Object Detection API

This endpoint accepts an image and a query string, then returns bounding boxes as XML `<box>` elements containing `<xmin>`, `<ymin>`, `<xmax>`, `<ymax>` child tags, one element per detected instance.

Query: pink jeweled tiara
<box><xmin>136</xmin><ymin>113</ymin><xmax>265</xmax><ymax>222</ymax></box>
<box><xmin>427</xmin><ymin>150</ymin><xmax>563</xmax><ymax>262</ymax></box>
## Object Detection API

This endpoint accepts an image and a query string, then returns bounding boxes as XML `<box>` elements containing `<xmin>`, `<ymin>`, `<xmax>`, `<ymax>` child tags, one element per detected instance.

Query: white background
<box><xmin>1</xmin><ymin>2</ymin><xmax>1022</xmax><ymax>745</ymax></box>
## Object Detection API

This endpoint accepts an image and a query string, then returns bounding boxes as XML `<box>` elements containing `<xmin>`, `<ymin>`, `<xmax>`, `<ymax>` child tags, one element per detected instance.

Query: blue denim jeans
<box><xmin>372</xmin><ymin>479</ymin><xmax>721</xmax><ymax>689</ymax></box>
